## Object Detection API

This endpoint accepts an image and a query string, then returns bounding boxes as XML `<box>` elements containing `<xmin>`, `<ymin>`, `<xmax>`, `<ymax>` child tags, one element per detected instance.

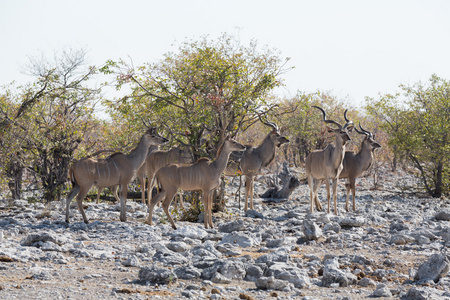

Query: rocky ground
<box><xmin>0</xmin><ymin>164</ymin><xmax>450</xmax><ymax>300</ymax></box>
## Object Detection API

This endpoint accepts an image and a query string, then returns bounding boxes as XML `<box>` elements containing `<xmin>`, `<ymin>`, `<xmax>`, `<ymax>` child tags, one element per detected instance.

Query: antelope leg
<box><xmin>65</xmin><ymin>184</ymin><xmax>81</xmax><ymax>223</ymax></box>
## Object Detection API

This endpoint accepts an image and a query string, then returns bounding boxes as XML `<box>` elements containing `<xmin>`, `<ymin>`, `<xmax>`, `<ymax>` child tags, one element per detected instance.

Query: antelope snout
<box><xmin>343</xmin><ymin>134</ymin><xmax>351</xmax><ymax>143</ymax></box>
<box><xmin>372</xmin><ymin>141</ymin><xmax>381</xmax><ymax>149</ymax></box>
<box><xmin>278</xmin><ymin>136</ymin><xmax>290</xmax><ymax>147</ymax></box>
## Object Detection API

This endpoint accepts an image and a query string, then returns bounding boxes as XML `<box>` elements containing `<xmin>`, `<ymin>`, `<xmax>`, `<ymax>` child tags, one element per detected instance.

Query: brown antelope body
<box><xmin>339</xmin><ymin>123</ymin><xmax>381</xmax><ymax>211</ymax></box>
<box><xmin>136</xmin><ymin>146</ymin><xmax>192</xmax><ymax>205</ymax></box>
<box><xmin>148</xmin><ymin>137</ymin><xmax>246</xmax><ymax>229</ymax></box>
<box><xmin>95</xmin><ymin>145</ymin><xmax>159</xmax><ymax>204</ymax></box>
<box><xmin>305</xmin><ymin>106</ymin><xmax>354</xmax><ymax>215</ymax></box>
<box><xmin>224</xmin><ymin>121</ymin><xmax>289</xmax><ymax>211</ymax></box>
<box><xmin>65</xmin><ymin>128</ymin><xmax>168</xmax><ymax>223</ymax></box>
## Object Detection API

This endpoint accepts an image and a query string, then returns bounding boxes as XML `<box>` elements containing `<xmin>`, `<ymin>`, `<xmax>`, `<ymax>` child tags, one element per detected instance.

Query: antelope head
<box><xmin>224</xmin><ymin>135</ymin><xmax>247</xmax><ymax>152</ymax></box>
<box><xmin>313</xmin><ymin>106</ymin><xmax>354</xmax><ymax>144</ymax></box>
<box><xmin>263</xmin><ymin>120</ymin><xmax>290</xmax><ymax>147</ymax></box>
<box><xmin>143</xmin><ymin>127</ymin><xmax>169</xmax><ymax>145</ymax></box>
<box><xmin>141</xmin><ymin>117</ymin><xmax>169</xmax><ymax>146</ymax></box>
<box><xmin>355</xmin><ymin>123</ymin><xmax>381</xmax><ymax>151</ymax></box>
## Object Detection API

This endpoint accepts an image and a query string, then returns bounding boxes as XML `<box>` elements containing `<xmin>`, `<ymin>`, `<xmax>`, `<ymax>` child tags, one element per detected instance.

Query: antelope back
<box><xmin>169</xmin><ymin>147</ymin><xmax>194</xmax><ymax>164</ymax></box>
<box><xmin>71</xmin><ymin>157</ymin><xmax>123</xmax><ymax>188</ymax></box>
<box><xmin>157</xmin><ymin>161</ymin><xmax>213</xmax><ymax>191</ymax></box>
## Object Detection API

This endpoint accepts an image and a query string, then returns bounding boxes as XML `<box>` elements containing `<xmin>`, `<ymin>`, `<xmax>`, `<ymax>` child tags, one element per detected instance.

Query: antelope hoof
<box><xmin>84</xmin><ymin>220</ymin><xmax>89</xmax><ymax>224</ymax></box>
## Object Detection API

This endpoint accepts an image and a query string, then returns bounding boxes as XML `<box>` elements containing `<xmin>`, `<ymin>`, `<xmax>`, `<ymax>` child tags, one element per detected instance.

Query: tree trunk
<box><xmin>7</xmin><ymin>162</ymin><xmax>23</xmax><ymax>199</ymax></box>
<box><xmin>96</xmin><ymin>191</ymin><xmax>147</xmax><ymax>202</ymax></box>
<box><xmin>433</xmin><ymin>162</ymin><xmax>443</xmax><ymax>198</ymax></box>
<box><xmin>212</xmin><ymin>177</ymin><xmax>226</xmax><ymax>212</ymax></box>
<box><xmin>392</xmin><ymin>145</ymin><xmax>397</xmax><ymax>172</ymax></box>
<box><xmin>409</xmin><ymin>152</ymin><xmax>433</xmax><ymax>196</ymax></box>
<box><xmin>260</xmin><ymin>162</ymin><xmax>300</xmax><ymax>200</ymax></box>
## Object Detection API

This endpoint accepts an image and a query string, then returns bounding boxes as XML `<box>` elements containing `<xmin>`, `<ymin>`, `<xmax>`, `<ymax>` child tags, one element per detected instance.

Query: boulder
<box><xmin>435</xmin><ymin>210</ymin><xmax>450</xmax><ymax>221</ymax></box>
<box><xmin>339</xmin><ymin>216</ymin><xmax>366</xmax><ymax>227</ymax></box>
<box><xmin>372</xmin><ymin>284</ymin><xmax>392</xmax><ymax>297</ymax></box>
<box><xmin>122</xmin><ymin>255</ymin><xmax>140</xmax><ymax>267</ymax></box>
<box><xmin>405</xmin><ymin>286</ymin><xmax>445</xmax><ymax>300</ymax></box>
<box><xmin>211</xmin><ymin>272</ymin><xmax>232</xmax><ymax>284</ymax></box>
<box><xmin>138</xmin><ymin>265</ymin><xmax>177</xmax><ymax>284</ymax></box>
<box><xmin>415</xmin><ymin>254</ymin><xmax>449</xmax><ymax>283</ymax></box>
<box><xmin>389</xmin><ymin>234</ymin><xmax>415</xmax><ymax>245</ymax></box>
<box><xmin>21</xmin><ymin>231</ymin><xmax>68</xmax><ymax>247</ymax></box>
<box><xmin>219</xmin><ymin>232</ymin><xmax>261</xmax><ymax>248</ymax></box>
<box><xmin>218</xmin><ymin>260</ymin><xmax>246</xmax><ymax>280</ymax></box>
<box><xmin>218</xmin><ymin>219</ymin><xmax>246</xmax><ymax>233</ymax></box>
<box><xmin>303</xmin><ymin>220</ymin><xmax>323</xmax><ymax>240</ymax></box>
<box><xmin>322</xmin><ymin>258</ymin><xmax>357</xmax><ymax>287</ymax></box>
<box><xmin>174</xmin><ymin>265</ymin><xmax>202</xmax><ymax>280</ymax></box>
<box><xmin>255</xmin><ymin>276</ymin><xmax>292</xmax><ymax>291</ymax></box>
<box><xmin>171</xmin><ymin>225</ymin><xmax>208</xmax><ymax>240</ymax></box>
<box><xmin>152</xmin><ymin>249</ymin><xmax>189</xmax><ymax>266</ymax></box>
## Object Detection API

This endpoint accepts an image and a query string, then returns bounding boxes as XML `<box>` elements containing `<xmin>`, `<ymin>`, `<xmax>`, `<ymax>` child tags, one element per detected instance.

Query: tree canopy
<box><xmin>365</xmin><ymin>74</ymin><xmax>450</xmax><ymax>197</ymax></box>
<box><xmin>0</xmin><ymin>49</ymin><xmax>102</xmax><ymax>201</ymax></box>
<box><xmin>101</xmin><ymin>34</ymin><xmax>291</xmax><ymax>159</ymax></box>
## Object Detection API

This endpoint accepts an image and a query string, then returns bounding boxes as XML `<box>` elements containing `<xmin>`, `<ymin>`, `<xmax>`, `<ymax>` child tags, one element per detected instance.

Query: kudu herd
<box><xmin>65</xmin><ymin>107</ymin><xmax>380</xmax><ymax>228</ymax></box>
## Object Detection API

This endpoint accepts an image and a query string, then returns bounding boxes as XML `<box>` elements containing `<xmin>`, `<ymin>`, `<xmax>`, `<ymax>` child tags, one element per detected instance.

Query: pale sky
<box><xmin>1</xmin><ymin>0</ymin><xmax>450</xmax><ymax>106</ymax></box>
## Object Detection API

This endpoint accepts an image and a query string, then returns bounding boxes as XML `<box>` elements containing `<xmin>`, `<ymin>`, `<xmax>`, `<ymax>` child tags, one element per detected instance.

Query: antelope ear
<box><xmin>326</xmin><ymin>126</ymin><xmax>334</xmax><ymax>133</ymax></box>
<box><xmin>347</xmin><ymin>125</ymin><xmax>354</xmax><ymax>132</ymax></box>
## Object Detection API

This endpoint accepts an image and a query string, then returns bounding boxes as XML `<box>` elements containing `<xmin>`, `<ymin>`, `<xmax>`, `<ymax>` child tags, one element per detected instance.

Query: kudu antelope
<box><xmin>339</xmin><ymin>123</ymin><xmax>381</xmax><ymax>211</ymax></box>
<box><xmin>95</xmin><ymin>145</ymin><xmax>159</xmax><ymax>204</ymax></box>
<box><xmin>148</xmin><ymin>136</ymin><xmax>246</xmax><ymax>229</ymax></box>
<box><xmin>136</xmin><ymin>146</ymin><xmax>193</xmax><ymax>205</ymax></box>
<box><xmin>224</xmin><ymin>121</ymin><xmax>289</xmax><ymax>211</ymax></box>
<box><xmin>305</xmin><ymin>106</ymin><xmax>354</xmax><ymax>215</ymax></box>
<box><xmin>65</xmin><ymin>128</ymin><xmax>168</xmax><ymax>223</ymax></box>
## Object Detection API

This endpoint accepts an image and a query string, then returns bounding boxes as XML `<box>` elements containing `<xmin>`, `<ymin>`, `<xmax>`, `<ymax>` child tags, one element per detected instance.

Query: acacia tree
<box><xmin>102</xmin><ymin>34</ymin><xmax>290</xmax><ymax>159</ymax></box>
<box><xmin>278</xmin><ymin>91</ymin><xmax>357</xmax><ymax>166</ymax></box>
<box><xmin>0</xmin><ymin>65</ymin><xmax>55</xmax><ymax>198</ymax></box>
<box><xmin>0</xmin><ymin>49</ymin><xmax>101</xmax><ymax>201</ymax></box>
<box><xmin>365</xmin><ymin>74</ymin><xmax>450</xmax><ymax>197</ymax></box>
<box><xmin>0</xmin><ymin>91</ymin><xmax>26</xmax><ymax>198</ymax></box>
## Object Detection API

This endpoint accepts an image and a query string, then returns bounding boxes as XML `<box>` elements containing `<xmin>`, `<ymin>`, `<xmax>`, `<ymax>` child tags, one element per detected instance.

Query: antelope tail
<box><xmin>68</xmin><ymin>166</ymin><xmax>76</xmax><ymax>187</ymax></box>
